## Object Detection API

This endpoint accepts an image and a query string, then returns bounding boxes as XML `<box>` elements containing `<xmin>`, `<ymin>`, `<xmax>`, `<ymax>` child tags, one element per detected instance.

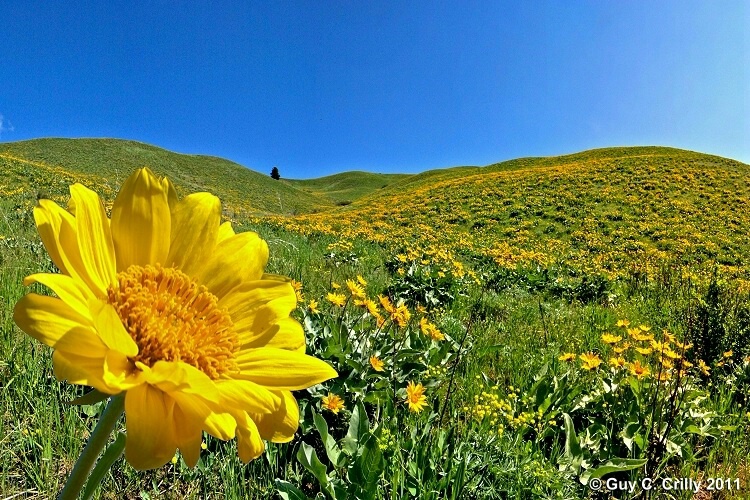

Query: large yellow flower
<box><xmin>13</xmin><ymin>168</ymin><xmax>337</xmax><ymax>470</ymax></box>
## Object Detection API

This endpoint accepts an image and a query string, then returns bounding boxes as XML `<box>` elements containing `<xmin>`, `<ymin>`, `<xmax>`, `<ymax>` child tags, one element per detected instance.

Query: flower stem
<box><xmin>58</xmin><ymin>393</ymin><xmax>125</xmax><ymax>500</ymax></box>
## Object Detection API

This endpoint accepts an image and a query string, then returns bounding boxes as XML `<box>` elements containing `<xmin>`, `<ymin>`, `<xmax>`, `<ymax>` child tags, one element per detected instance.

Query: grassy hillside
<box><xmin>264</xmin><ymin>146</ymin><xmax>750</xmax><ymax>286</ymax></box>
<box><xmin>287</xmin><ymin>171</ymin><xmax>409</xmax><ymax>206</ymax></box>
<box><xmin>0</xmin><ymin>138</ymin><xmax>334</xmax><ymax>216</ymax></box>
<box><xmin>2</xmin><ymin>139</ymin><xmax>749</xmax><ymax>498</ymax></box>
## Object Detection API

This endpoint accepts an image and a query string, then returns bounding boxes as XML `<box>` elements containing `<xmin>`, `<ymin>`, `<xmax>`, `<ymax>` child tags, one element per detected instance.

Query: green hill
<box><xmin>287</xmin><ymin>171</ymin><xmax>409</xmax><ymax>206</ymax></box>
<box><xmin>0</xmin><ymin>138</ymin><xmax>335</xmax><ymax>216</ymax></box>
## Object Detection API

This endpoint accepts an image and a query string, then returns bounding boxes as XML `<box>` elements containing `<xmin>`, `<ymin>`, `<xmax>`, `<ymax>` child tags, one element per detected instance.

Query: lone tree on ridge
<box><xmin>270</xmin><ymin>166</ymin><xmax>280</xmax><ymax>180</ymax></box>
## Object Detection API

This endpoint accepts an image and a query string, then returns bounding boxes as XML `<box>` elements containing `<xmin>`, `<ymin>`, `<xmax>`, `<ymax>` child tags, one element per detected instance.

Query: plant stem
<box><xmin>58</xmin><ymin>393</ymin><xmax>125</xmax><ymax>500</ymax></box>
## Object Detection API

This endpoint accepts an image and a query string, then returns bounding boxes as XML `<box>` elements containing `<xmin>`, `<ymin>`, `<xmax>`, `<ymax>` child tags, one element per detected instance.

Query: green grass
<box><xmin>287</xmin><ymin>171</ymin><xmax>409</xmax><ymax>206</ymax></box>
<box><xmin>1</xmin><ymin>139</ymin><xmax>749</xmax><ymax>498</ymax></box>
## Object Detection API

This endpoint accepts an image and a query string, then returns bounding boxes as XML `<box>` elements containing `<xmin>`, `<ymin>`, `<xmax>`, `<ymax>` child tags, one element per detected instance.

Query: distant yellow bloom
<box><xmin>369</xmin><ymin>356</ymin><xmax>385</xmax><ymax>372</ymax></box>
<box><xmin>356</xmin><ymin>275</ymin><xmax>367</xmax><ymax>286</ymax></box>
<box><xmin>723</xmin><ymin>350</ymin><xmax>733</xmax><ymax>359</ymax></box>
<box><xmin>363</xmin><ymin>299</ymin><xmax>379</xmax><ymax>317</ymax></box>
<box><xmin>393</xmin><ymin>304</ymin><xmax>412</xmax><ymax>327</ymax></box>
<box><xmin>290</xmin><ymin>279</ymin><xmax>304</xmax><ymax>302</ymax></box>
<box><xmin>628</xmin><ymin>360</ymin><xmax>651</xmax><ymax>379</ymax></box>
<box><xmin>308</xmin><ymin>299</ymin><xmax>320</xmax><ymax>314</ymax></box>
<box><xmin>321</xmin><ymin>393</ymin><xmax>345</xmax><ymax>414</ymax></box>
<box><xmin>405</xmin><ymin>381</ymin><xmax>428</xmax><ymax>413</ymax></box>
<box><xmin>326</xmin><ymin>292</ymin><xmax>346</xmax><ymax>307</ymax></box>
<box><xmin>378</xmin><ymin>295</ymin><xmax>396</xmax><ymax>314</ymax></box>
<box><xmin>331</xmin><ymin>282</ymin><xmax>341</xmax><ymax>290</ymax></box>
<box><xmin>346</xmin><ymin>279</ymin><xmax>366</xmax><ymax>299</ymax></box>
<box><xmin>613</xmin><ymin>342</ymin><xmax>631</xmax><ymax>354</ymax></box>
<box><xmin>635</xmin><ymin>347</ymin><xmax>653</xmax><ymax>356</ymax></box>
<box><xmin>698</xmin><ymin>359</ymin><xmax>711</xmax><ymax>376</ymax></box>
<box><xmin>558</xmin><ymin>352</ymin><xmax>576</xmax><ymax>362</ymax></box>
<box><xmin>579</xmin><ymin>352</ymin><xmax>603</xmax><ymax>370</ymax></box>
<box><xmin>609</xmin><ymin>357</ymin><xmax>626</xmax><ymax>369</ymax></box>
<box><xmin>419</xmin><ymin>317</ymin><xmax>445</xmax><ymax>341</ymax></box>
<box><xmin>601</xmin><ymin>333</ymin><xmax>622</xmax><ymax>344</ymax></box>
<box><xmin>616</xmin><ymin>319</ymin><xmax>631</xmax><ymax>328</ymax></box>
<box><xmin>13</xmin><ymin>168</ymin><xmax>337</xmax><ymax>470</ymax></box>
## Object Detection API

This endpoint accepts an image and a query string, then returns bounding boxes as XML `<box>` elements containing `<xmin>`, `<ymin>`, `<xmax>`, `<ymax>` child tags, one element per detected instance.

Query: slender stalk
<box><xmin>58</xmin><ymin>394</ymin><xmax>125</xmax><ymax>500</ymax></box>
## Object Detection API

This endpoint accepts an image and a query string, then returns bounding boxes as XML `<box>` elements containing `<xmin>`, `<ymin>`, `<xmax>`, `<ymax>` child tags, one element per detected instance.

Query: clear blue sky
<box><xmin>1</xmin><ymin>1</ymin><xmax>747</xmax><ymax>178</ymax></box>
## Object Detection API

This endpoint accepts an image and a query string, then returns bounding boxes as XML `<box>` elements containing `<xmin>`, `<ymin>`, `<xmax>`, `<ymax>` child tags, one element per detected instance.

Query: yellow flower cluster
<box><xmin>464</xmin><ymin>386</ymin><xmax>548</xmax><ymax>435</ymax></box>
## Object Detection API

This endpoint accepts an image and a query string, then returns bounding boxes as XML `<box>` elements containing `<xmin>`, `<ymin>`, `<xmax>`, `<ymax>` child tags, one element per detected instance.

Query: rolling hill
<box><xmin>2</xmin><ymin>137</ymin><xmax>749</xmax><ymax>285</ymax></box>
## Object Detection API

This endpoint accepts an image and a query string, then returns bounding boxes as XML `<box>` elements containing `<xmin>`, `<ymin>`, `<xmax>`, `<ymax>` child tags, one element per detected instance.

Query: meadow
<box><xmin>1</xmin><ymin>139</ymin><xmax>749</xmax><ymax>498</ymax></box>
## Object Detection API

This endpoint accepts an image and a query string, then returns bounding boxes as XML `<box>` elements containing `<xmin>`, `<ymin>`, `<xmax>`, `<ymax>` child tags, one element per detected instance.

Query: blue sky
<box><xmin>1</xmin><ymin>1</ymin><xmax>747</xmax><ymax>178</ymax></box>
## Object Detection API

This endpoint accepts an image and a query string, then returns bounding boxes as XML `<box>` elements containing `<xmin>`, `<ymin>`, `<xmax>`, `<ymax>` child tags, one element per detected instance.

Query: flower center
<box><xmin>107</xmin><ymin>264</ymin><xmax>239</xmax><ymax>379</ymax></box>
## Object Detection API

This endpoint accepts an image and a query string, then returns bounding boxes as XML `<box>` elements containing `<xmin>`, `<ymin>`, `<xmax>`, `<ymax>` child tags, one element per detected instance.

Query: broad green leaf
<box><xmin>579</xmin><ymin>458</ymin><xmax>647</xmax><ymax>485</ymax></box>
<box><xmin>342</xmin><ymin>401</ymin><xmax>369</xmax><ymax>455</ymax></box>
<box><xmin>349</xmin><ymin>434</ymin><xmax>383</xmax><ymax>500</ymax></box>
<box><xmin>297</xmin><ymin>442</ymin><xmax>332</xmax><ymax>496</ymax></box>
<box><xmin>313</xmin><ymin>411</ymin><xmax>345</xmax><ymax>468</ymax></box>
<box><xmin>275</xmin><ymin>479</ymin><xmax>310</xmax><ymax>500</ymax></box>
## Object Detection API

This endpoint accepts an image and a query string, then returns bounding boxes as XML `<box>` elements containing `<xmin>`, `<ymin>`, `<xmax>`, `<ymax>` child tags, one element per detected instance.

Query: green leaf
<box><xmin>580</xmin><ymin>458</ymin><xmax>647</xmax><ymax>485</ymax></box>
<box><xmin>81</xmin><ymin>432</ymin><xmax>126</xmax><ymax>500</ymax></box>
<box><xmin>68</xmin><ymin>389</ymin><xmax>110</xmax><ymax>406</ymax></box>
<box><xmin>297</xmin><ymin>442</ymin><xmax>332</xmax><ymax>496</ymax></box>
<box><xmin>558</xmin><ymin>413</ymin><xmax>584</xmax><ymax>474</ymax></box>
<box><xmin>313</xmin><ymin>411</ymin><xmax>345</xmax><ymax>468</ymax></box>
<box><xmin>349</xmin><ymin>434</ymin><xmax>384</xmax><ymax>499</ymax></box>
<box><xmin>342</xmin><ymin>401</ymin><xmax>369</xmax><ymax>455</ymax></box>
<box><xmin>275</xmin><ymin>479</ymin><xmax>310</xmax><ymax>500</ymax></box>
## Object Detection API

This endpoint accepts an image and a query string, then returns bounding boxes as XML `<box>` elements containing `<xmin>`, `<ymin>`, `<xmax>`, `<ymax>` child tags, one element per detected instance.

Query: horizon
<box><xmin>2</xmin><ymin>2</ymin><xmax>747</xmax><ymax>178</ymax></box>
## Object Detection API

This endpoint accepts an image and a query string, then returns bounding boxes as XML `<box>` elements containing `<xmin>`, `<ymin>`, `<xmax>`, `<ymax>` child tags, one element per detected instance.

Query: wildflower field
<box><xmin>1</xmin><ymin>138</ymin><xmax>749</xmax><ymax>499</ymax></box>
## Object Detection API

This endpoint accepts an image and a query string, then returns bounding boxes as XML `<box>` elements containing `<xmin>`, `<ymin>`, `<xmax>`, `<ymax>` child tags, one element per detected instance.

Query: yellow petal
<box><xmin>143</xmin><ymin>361</ymin><xmax>221</xmax><ymax>404</ymax></box>
<box><xmin>234</xmin><ymin>412</ymin><xmax>265</xmax><ymax>463</ymax></box>
<box><xmin>124</xmin><ymin>384</ymin><xmax>177</xmax><ymax>470</ymax></box>
<box><xmin>14</xmin><ymin>294</ymin><xmax>107</xmax><ymax>357</ymax></box>
<box><xmin>195</xmin><ymin>231</ymin><xmax>269</xmax><ymax>298</ymax></box>
<box><xmin>251</xmin><ymin>390</ymin><xmax>299</xmax><ymax>443</ymax></box>
<box><xmin>111</xmin><ymin>168</ymin><xmax>172</xmax><ymax>269</ymax></box>
<box><xmin>90</xmin><ymin>300</ymin><xmax>139</xmax><ymax>357</ymax></box>
<box><xmin>52</xmin><ymin>350</ymin><xmax>116</xmax><ymax>394</ymax></box>
<box><xmin>240</xmin><ymin>317</ymin><xmax>305</xmax><ymax>352</ymax></box>
<box><xmin>172</xmin><ymin>403</ymin><xmax>203</xmax><ymax>468</ymax></box>
<box><xmin>214</xmin><ymin>379</ymin><xmax>280</xmax><ymax>415</ymax></box>
<box><xmin>235</xmin><ymin>348</ymin><xmax>337</xmax><ymax>390</ymax></box>
<box><xmin>70</xmin><ymin>184</ymin><xmax>116</xmax><ymax>294</ymax></box>
<box><xmin>166</xmin><ymin>193</ymin><xmax>221</xmax><ymax>276</ymax></box>
<box><xmin>170</xmin><ymin>391</ymin><xmax>236</xmax><ymax>440</ymax></box>
<box><xmin>34</xmin><ymin>200</ymin><xmax>102</xmax><ymax>295</ymax></box>
<box><xmin>23</xmin><ymin>273</ymin><xmax>93</xmax><ymax>320</ymax></box>
<box><xmin>217</xmin><ymin>221</ymin><xmax>235</xmax><ymax>242</ymax></box>
<box><xmin>33</xmin><ymin>199</ymin><xmax>74</xmax><ymax>276</ymax></box>
<box><xmin>219</xmin><ymin>280</ymin><xmax>297</xmax><ymax>345</ymax></box>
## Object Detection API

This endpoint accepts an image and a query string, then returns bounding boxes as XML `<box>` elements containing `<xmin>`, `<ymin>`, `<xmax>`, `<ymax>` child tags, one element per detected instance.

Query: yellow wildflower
<box><xmin>346</xmin><ymin>279</ymin><xmax>366</xmax><ymax>299</ymax></box>
<box><xmin>613</xmin><ymin>342</ymin><xmax>631</xmax><ymax>354</ymax></box>
<box><xmin>405</xmin><ymin>381</ymin><xmax>428</xmax><ymax>413</ymax></box>
<box><xmin>326</xmin><ymin>292</ymin><xmax>346</xmax><ymax>307</ymax></box>
<box><xmin>579</xmin><ymin>352</ymin><xmax>603</xmax><ymax>370</ymax></box>
<box><xmin>698</xmin><ymin>359</ymin><xmax>711</xmax><ymax>376</ymax></box>
<box><xmin>356</xmin><ymin>275</ymin><xmax>367</xmax><ymax>286</ymax></box>
<box><xmin>601</xmin><ymin>333</ymin><xmax>622</xmax><ymax>344</ymax></box>
<box><xmin>369</xmin><ymin>356</ymin><xmax>385</xmax><ymax>372</ymax></box>
<box><xmin>628</xmin><ymin>360</ymin><xmax>651</xmax><ymax>379</ymax></box>
<box><xmin>308</xmin><ymin>299</ymin><xmax>320</xmax><ymax>314</ymax></box>
<box><xmin>13</xmin><ymin>168</ymin><xmax>337</xmax><ymax>469</ymax></box>
<box><xmin>558</xmin><ymin>352</ymin><xmax>576</xmax><ymax>362</ymax></box>
<box><xmin>609</xmin><ymin>357</ymin><xmax>626</xmax><ymax>369</ymax></box>
<box><xmin>321</xmin><ymin>394</ymin><xmax>345</xmax><ymax>414</ymax></box>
